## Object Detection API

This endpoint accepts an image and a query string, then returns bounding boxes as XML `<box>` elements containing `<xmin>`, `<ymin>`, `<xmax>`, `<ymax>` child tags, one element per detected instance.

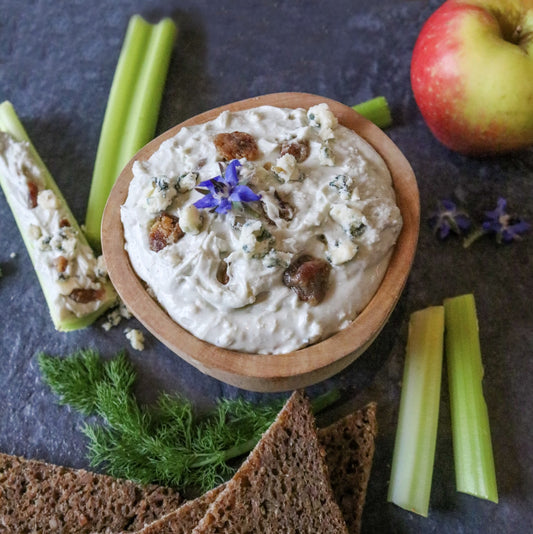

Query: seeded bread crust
<box><xmin>191</xmin><ymin>390</ymin><xmax>349</xmax><ymax>534</ymax></box>
<box><xmin>318</xmin><ymin>402</ymin><xmax>377</xmax><ymax>534</ymax></box>
<box><xmin>0</xmin><ymin>453</ymin><xmax>182</xmax><ymax>533</ymax></box>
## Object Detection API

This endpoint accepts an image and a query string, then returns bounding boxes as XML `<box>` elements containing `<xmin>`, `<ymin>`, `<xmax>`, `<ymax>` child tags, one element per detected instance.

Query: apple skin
<box><xmin>411</xmin><ymin>0</ymin><xmax>533</xmax><ymax>155</ymax></box>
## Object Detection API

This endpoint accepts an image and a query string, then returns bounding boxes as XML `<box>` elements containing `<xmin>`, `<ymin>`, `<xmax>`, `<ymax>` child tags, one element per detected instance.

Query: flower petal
<box><xmin>224</xmin><ymin>160</ymin><xmax>241</xmax><ymax>187</ymax></box>
<box><xmin>484</xmin><ymin>197</ymin><xmax>507</xmax><ymax>221</ymax></box>
<box><xmin>455</xmin><ymin>214</ymin><xmax>471</xmax><ymax>232</ymax></box>
<box><xmin>215</xmin><ymin>198</ymin><xmax>232</xmax><ymax>214</ymax></box>
<box><xmin>440</xmin><ymin>199</ymin><xmax>457</xmax><ymax>212</ymax></box>
<box><xmin>194</xmin><ymin>194</ymin><xmax>219</xmax><ymax>209</ymax></box>
<box><xmin>438</xmin><ymin>220</ymin><xmax>451</xmax><ymax>239</ymax></box>
<box><xmin>229</xmin><ymin>184</ymin><xmax>261</xmax><ymax>203</ymax></box>
<box><xmin>503</xmin><ymin>221</ymin><xmax>531</xmax><ymax>242</ymax></box>
<box><xmin>510</xmin><ymin>221</ymin><xmax>531</xmax><ymax>233</ymax></box>
<box><xmin>198</xmin><ymin>176</ymin><xmax>225</xmax><ymax>194</ymax></box>
<box><xmin>481</xmin><ymin>220</ymin><xmax>500</xmax><ymax>233</ymax></box>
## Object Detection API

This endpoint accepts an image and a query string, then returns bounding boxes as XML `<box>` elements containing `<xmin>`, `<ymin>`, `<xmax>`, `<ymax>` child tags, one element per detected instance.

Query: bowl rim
<box><xmin>102</xmin><ymin>92</ymin><xmax>419</xmax><ymax>391</ymax></box>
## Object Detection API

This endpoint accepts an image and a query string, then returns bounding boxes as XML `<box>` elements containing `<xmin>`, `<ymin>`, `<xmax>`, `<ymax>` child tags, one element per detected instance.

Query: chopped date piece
<box><xmin>283</xmin><ymin>254</ymin><xmax>331</xmax><ymax>305</ymax></box>
<box><xmin>54</xmin><ymin>255</ymin><xmax>68</xmax><ymax>273</ymax></box>
<box><xmin>216</xmin><ymin>260</ymin><xmax>230</xmax><ymax>285</ymax></box>
<box><xmin>280</xmin><ymin>139</ymin><xmax>310</xmax><ymax>163</ymax></box>
<box><xmin>68</xmin><ymin>287</ymin><xmax>105</xmax><ymax>304</ymax></box>
<box><xmin>27</xmin><ymin>181</ymin><xmax>39</xmax><ymax>208</ymax></box>
<box><xmin>214</xmin><ymin>131</ymin><xmax>260</xmax><ymax>161</ymax></box>
<box><xmin>149</xmin><ymin>213</ymin><xmax>184</xmax><ymax>252</ymax></box>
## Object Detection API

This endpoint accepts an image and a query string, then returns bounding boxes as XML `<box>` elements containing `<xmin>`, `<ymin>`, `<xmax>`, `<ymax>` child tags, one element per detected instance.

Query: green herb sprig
<box><xmin>38</xmin><ymin>350</ymin><xmax>339</xmax><ymax>494</ymax></box>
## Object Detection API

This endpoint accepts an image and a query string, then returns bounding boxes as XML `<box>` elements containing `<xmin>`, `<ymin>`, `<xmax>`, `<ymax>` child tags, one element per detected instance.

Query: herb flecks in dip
<box><xmin>121</xmin><ymin>104</ymin><xmax>402</xmax><ymax>354</ymax></box>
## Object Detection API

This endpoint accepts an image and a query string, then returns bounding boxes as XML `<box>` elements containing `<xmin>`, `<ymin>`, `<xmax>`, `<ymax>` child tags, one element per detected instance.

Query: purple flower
<box><xmin>194</xmin><ymin>160</ymin><xmax>261</xmax><ymax>215</ymax></box>
<box><xmin>481</xmin><ymin>197</ymin><xmax>530</xmax><ymax>244</ymax></box>
<box><xmin>429</xmin><ymin>199</ymin><xmax>471</xmax><ymax>239</ymax></box>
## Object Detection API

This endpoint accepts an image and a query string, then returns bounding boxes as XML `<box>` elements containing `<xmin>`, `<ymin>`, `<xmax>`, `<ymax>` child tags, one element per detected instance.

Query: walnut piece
<box><xmin>280</xmin><ymin>139</ymin><xmax>310</xmax><ymax>163</ymax></box>
<box><xmin>54</xmin><ymin>255</ymin><xmax>68</xmax><ymax>273</ymax></box>
<box><xmin>149</xmin><ymin>213</ymin><xmax>184</xmax><ymax>252</ymax></box>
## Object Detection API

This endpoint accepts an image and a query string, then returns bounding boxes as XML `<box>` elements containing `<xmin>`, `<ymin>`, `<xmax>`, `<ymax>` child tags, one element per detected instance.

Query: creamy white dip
<box><xmin>0</xmin><ymin>132</ymin><xmax>112</xmax><ymax>327</ymax></box>
<box><xmin>122</xmin><ymin>104</ymin><xmax>402</xmax><ymax>354</ymax></box>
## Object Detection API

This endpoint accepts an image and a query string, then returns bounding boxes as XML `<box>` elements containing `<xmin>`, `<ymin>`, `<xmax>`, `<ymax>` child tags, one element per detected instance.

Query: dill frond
<box><xmin>38</xmin><ymin>350</ymin><xmax>339</xmax><ymax>494</ymax></box>
<box><xmin>37</xmin><ymin>349</ymin><xmax>106</xmax><ymax>415</ymax></box>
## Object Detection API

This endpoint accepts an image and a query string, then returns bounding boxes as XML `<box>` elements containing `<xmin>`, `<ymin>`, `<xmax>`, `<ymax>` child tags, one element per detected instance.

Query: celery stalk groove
<box><xmin>444</xmin><ymin>294</ymin><xmax>498</xmax><ymax>503</ymax></box>
<box><xmin>85</xmin><ymin>15</ymin><xmax>177</xmax><ymax>250</ymax></box>
<box><xmin>388</xmin><ymin>306</ymin><xmax>445</xmax><ymax>516</ymax></box>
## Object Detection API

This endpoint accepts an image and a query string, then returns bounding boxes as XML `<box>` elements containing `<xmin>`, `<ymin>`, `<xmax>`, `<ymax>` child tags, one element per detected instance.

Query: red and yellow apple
<box><xmin>411</xmin><ymin>0</ymin><xmax>533</xmax><ymax>155</ymax></box>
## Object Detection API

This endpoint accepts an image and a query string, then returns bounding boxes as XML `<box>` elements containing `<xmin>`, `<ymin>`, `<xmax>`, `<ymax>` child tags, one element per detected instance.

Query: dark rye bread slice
<box><xmin>191</xmin><ymin>390</ymin><xmax>349</xmax><ymax>534</ymax></box>
<box><xmin>318</xmin><ymin>402</ymin><xmax>377</xmax><ymax>534</ymax></box>
<box><xmin>133</xmin><ymin>484</ymin><xmax>226</xmax><ymax>534</ymax></box>
<box><xmin>133</xmin><ymin>403</ymin><xmax>377</xmax><ymax>534</ymax></box>
<box><xmin>0</xmin><ymin>452</ymin><xmax>182</xmax><ymax>533</ymax></box>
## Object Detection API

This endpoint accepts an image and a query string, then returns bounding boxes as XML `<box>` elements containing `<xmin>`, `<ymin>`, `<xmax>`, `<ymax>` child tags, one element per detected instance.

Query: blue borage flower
<box><xmin>429</xmin><ymin>199</ymin><xmax>471</xmax><ymax>239</ymax></box>
<box><xmin>193</xmin><ymin>160</ymin><xmax>261</xmax><ymax>215</ymax></box>
<box><xmin>480</xmin><ymin>197</ymin><xmax>530</xmax><ymax>244</ymax></box>
<box><xmin>463</xmin><ymin>197</ymin><xmax>530</xmax><ymax>247</ymax></box>
<box><xmin>431</xmin><ymin>197</ymin><xmax>529</xmax><ymax>247</ymax></box>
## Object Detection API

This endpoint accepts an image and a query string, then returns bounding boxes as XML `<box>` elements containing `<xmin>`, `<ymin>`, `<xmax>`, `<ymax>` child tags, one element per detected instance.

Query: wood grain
<box><xmin>101</xmin><ymin>92</ymin><xmax>419</xmax><ymax>392</ymax></box>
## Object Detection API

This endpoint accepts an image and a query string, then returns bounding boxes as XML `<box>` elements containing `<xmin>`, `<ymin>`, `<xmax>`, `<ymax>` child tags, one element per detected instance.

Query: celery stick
<box><xmin>0</xmin><ymin>102</ymin><xmax>29</xmax><ymax>142</ymax></box>
<box><xmin>388</xmin><ymin>306</ymin><xmax>445</xmax><ymax>517</ymax></box>
<box><xmin>444</xmin><ymin>294</ymin><xmax>498</xmax><ymax>503</ymax></box>
<box><xmin>84</xmin><ymin>16</ymin><xmax>152</xmax><ymax>249</ymax></box>
<box><xmin>85</xmin><ymin>16</ymin><xmax>176</xmax><ymax>250</ymax></box>
<box><xmin>352</xmin><ymin>96</ymin><xmax>392</xmax><ymax>129</ymax></box>
<box><xmin>0</xmin><ymin>101</ymin><xmax>117</xmax><ymax>331</ymax></box>
<box><xmin>115</xmin><ymin>18</ymin><xmax>176</xmax><ymax>175</ymax></box>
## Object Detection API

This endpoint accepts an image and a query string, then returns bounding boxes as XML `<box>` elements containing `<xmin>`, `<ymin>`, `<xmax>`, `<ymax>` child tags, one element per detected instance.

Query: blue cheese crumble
<box><xmin>125</xmin><ymin>327</ymin><xmax>145</xmax><ymax>351</ymax></box>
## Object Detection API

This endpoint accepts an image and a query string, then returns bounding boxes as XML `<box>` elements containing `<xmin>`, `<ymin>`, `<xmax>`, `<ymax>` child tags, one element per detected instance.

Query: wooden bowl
<box><xmin>102</xmin><ymin>92</ymin><xmax>419</xmax><ymax>392</ymax></box>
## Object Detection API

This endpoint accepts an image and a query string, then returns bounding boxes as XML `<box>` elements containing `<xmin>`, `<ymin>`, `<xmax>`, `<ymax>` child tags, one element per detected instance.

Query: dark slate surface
<box><xmin>1</xmin><ymin>0</ymin><xmax>532</xmax><ymax>532</ymax></box>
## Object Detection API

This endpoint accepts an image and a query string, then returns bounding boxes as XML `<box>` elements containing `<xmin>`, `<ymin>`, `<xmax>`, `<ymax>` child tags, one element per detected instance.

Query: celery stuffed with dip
<box><xmin>0</xmin><ymin>101</ymin><xmax>117</xmax><ymax>331</ymax></box>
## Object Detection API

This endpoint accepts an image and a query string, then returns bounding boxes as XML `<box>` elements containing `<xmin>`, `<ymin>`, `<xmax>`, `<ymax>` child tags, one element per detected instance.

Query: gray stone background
<box><xmin>1</xmin><ymin>0</ymin><xmax>532</xmax><ymax>532</ymax></box>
